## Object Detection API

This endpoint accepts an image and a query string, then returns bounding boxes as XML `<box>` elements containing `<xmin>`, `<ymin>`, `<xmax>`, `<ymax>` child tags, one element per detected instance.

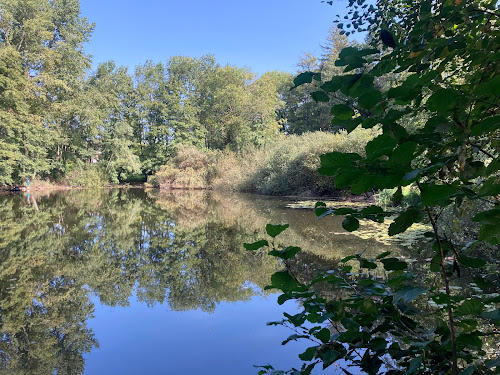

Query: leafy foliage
<box><xmin>253</xmin><ymin>0</ymin><xmax>500</xmax><ymax>374</ymax></box>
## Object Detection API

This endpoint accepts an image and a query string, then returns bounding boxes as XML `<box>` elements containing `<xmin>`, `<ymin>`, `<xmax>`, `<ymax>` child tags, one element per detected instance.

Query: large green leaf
<box><xmin>266</xmin><ymin>224</ymin><xmax>289</xmax><ymax>238</ymax></box>
<box><xmin>481</xmin><ymin>308</ymin><xmax>500</xmax><ymax>320</ymax></box>
<box><xmin>342</xmin><ymin>216</ymin><xmax>360</xmax><ymax>232</ymax></box>
<box><xmin>388</xmin><ymin>208</ymin><xmax>423</xmax><ymax>236</ymax></box>
<box><xmin>268</xmin><ymin>246</ymin><xmax>301</xmax><ymax>260</ymax></box>
<box><xmin>310</xmin><ymin>91</ymin><xmax>329</xmax><ymax>102</ymax></box>
<box><xmin>365</xmin><ymin>133</ymin><xmax>398</xmax><ymax>160</ymax></box>
<box><xmin>244</xmin><ymin>240</ymin><xmax>269</xmax><ymax>250</ymax></box>
<box><xmin>420</xmin><ymin>184</ymin><xmax>460</xmax><ymax>206</ymax></box>
<box><xmin>457</xmin><ymin>255</ymin><xmax>486</xmax><ymax>268</ymax></box>
<box><xmin>292</xmin><ymin>72</ymin><xmax>318</xmax><ymax>88</ymax></box>
<box><xmin>331</xmin><ymin>104</ymin><xmax>355</xmax><ymax>120</ymax></box>
<box><xmin>426</xmin><ymin>89</ymin><xmax>462</xmax><ymax>112</ymax></box>
<box><xmin>455</xmin><ymin>299</ymin><xmax>483</xmax><ymax>316</ymax></box>
<box><xmin>381</xmin><ymin>258</ymin><xmax>407</xmax><ymax>271</ymax></box>
<box><xmin>270</xmin><ymin>271</ymin><xmax>298</xmax><ymax>291</ymax></box>
<box><xmin>393</xmin><ymin>285</ymin><xmax>427</xmax><ymax>303</ymax></box>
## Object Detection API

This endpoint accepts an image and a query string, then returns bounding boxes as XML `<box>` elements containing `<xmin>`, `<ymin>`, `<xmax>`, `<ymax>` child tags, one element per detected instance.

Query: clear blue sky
<box><xmin>79</xmin><ymin>0</ymin><xmax>355</xmax><ymax>76</ymax></box>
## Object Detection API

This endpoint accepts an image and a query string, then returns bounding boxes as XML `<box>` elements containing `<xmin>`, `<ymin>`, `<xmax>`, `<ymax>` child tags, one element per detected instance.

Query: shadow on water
<box><xmin>0</xmin><ymin>189</ymin><xmax>411</xmax><ymax>374</ymax></box>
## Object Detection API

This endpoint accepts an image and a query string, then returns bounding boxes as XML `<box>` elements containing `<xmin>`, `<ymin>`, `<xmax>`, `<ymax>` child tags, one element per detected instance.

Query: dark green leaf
<box><xmin>365</xmin><ymin>133</ymin><xmax>398</xmax><ymax>160</ymax></box>
<box><xmin>381</xmin><ymin>258</ymin><xmax>407</xmax><ymax>271</ymax></box>
<box><xmin>457</xmin><ymin>255</ymin><xmax>486</xmax><ymax>268</ymax></box>
<box><xmin>421</xmin><ymin>184</ymin><xmax>459</xmax><ymax>206</ymax></box>
<box><xmin>292</xmin><ymin>72</ymin><xmax>317</xmax><ymax>88</ymax></box>
<box><xmin>388</xmin><ymin>208</ymin><xmax>423</xmax><ymax>236</ymax></box>
<box><xmin>310</xmin><ymin>91</ymin><xmax>330</xmax><ymax>102</ymax></box>
<box><xmin>244</xmin><ymin>240</ymin><xmax>269</xmax><ymax>250</ymax></box>
<box><xmin>394</xmin><ymin>285</ymin><xmax>427</xmax><ymax>303</ymax></box>
<box><xmin>481</xmin><ymin>308</ymin><xmax>500</xmax><ymax>320</ymax></box>
<box><xmin>299</xmin><ymin>346</ymin><xmax>317</xmax><ymax>361</ymax></box>
<box><xmin>380</xmin><ymin>29</ymin><xmax>396</xmax><ymax>48</ymax></box>
<box><xmin>314</xmin><ymin>328</ymin><xmax>331</xmax><ymax>343</ymax></box>
<box><xmin>455</xmin><ymin>299</ymin><xmax>483</xmax><ymax>316</ymax></box>
<box><xmin>268</xmin><ymin>246</ymin><xmax>301</xmax><ymax>260</ymax></box>
<box><xmin>331</xmin><ymin>104</ymin><xmax>355</xmax><ymax>120</ymax></box>
<box><xmin>270</xmin><ymin>271</ymin><xmax>299</xmax><ymax>291</ymax></box>
<box><xmin>266</xmin><ymin>224</ymin><xmax>289</xmax><ymax>238</ymax></box>
<box><xmin>426</xmin><ymin>89</ymin><xmax>462</xmax><ymax>112</ymax></box>
<box><xmin>342</xmin><ymin>216</ymin><xmax>360</xmax><ymax>232</ymax></box>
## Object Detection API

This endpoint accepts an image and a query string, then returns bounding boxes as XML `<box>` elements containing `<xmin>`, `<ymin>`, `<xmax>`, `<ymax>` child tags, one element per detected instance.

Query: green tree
<box><xmin>0</xmin><ymin>0</ymin><xmax>93</xmax><ymax>183</ymax></box>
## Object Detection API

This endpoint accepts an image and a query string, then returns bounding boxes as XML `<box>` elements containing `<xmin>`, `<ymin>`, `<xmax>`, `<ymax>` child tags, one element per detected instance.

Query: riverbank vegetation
<box><xmin>0</xmin><ymin>0</ymin><xmax>370</xmax><ymax>195</ymax></box>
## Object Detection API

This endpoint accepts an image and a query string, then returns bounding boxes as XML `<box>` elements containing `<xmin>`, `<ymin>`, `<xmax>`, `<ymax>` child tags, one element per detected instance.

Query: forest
<box><xmin>0</xmin><ymin>0</ymin><xmax>366</xmax><ymax>193</ymax></box>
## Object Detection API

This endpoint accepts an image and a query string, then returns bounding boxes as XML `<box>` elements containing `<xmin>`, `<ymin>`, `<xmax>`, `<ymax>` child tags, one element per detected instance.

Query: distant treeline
<box><xmin>0</xmin><ymin>0</ymin><xmax>356</xmax><ymax>188</ymax></box>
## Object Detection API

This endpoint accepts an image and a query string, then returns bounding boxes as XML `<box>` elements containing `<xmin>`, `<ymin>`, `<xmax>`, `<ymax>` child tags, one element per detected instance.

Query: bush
<box><xmin>148</xmin><ymin>145</ymin><xmax>214</xmax><ymax>190</ymax></box>
<box><xmin>64</xmin><ymin>164</ymin><xmax>108</xmax><ymax>188</ymax></box>
<box><xmin>150</xmin><ymin>130</ymin><xmax>378</xmax><ymax>195</ymax></box>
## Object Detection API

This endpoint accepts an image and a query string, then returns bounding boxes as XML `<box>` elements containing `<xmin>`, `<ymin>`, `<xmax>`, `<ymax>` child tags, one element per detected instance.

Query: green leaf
<box><xmin>334</xmin><ymin>208</ymin><xmax>357</xmax><ymax>215</ymax></box>
<box><xmin>331</xmin><ymin>104</ymin><xmax>355</xmax><ymax>120</ymax></box>
<box><xmin>365</xmin><ymin>133</ymin><xmax>398</xmax><ymax>160</ymax></box>
<box><xmin>376</xmin><ymin>251</ymin><xmax>391</xmax><ymax>259</ymax></box>
<box><xmin>456</xmin><ymin>333</ymin><xmax>482</xmax><ymax>350</ymax></box>
<box><xmin>268</xmin><ymin>246</ymin><xmax>301</xmax><ymax>260</ymax></box>
<box><xmin>485</xmin><ymin>358</ymin><xmax>500</xmax><ymax>369</ymax></box>
<box><xmin>426</xmin><ymin>89</ymin><xmax>462</xmax><ymax>112</ymax></box>
<box><xmin>270</xmin><ymin>271</ymin><xmax>299</xmax><ymax>291</ymax></box>
<box><xmin>388</xmin><ymin>208</ymin><xmax>423</xmax><ymax>236</ymax></box>
<box><xmin>310</xmin><ymin>91</ymin><xmax>329</xmax><ymax>102</ymax></box>
<box><xmin>391</xmin><ymin>142</ymin><xmax>418</xmax><ymax>166</ymax></box>
<box><xmin>299</xmin><ymin>346</ymin><xmax>317</xmax><ymax>361</ymax></box>
<box><xmin>457</xmin><ymin>255</ymin><xmax>486</xmax><ymax>268</ymax></box>
<box><xmin>381</xmin><ymin>258</ymin><xmax>407</xmax><ymax>271</ymax></box>
<box><xmin>455</xmin><ymin>299</ymin><xmax>483</xmax><ymax>316</ymax></box>
<box><xmin>420</xmin><ymin>184</ymin><xmax>459</xmax><ymax>206</ymax></box>
<box><xmin>342</xmin><ymin>216</ymin><xmax>360</xmax><ymax>232</ymax></box>
<box><xmin>360</xmin><ymin>205</ymin><xmax>384</xmax><ymax>215</ymax></box>
<box><xmin>360</xmin><ymin>259</ymin><xmax>377</xmax><ymax>269</ymax></box>
<box><xmin>266</xmin><ymin>224</ymin><xmax>289</xmax><ymax>238</ymax></box>
<box><xmin>358</xmin><ymin>90</ymin><xmax>382</xmax><ymax>109</ymax></box>
<box><xmin>292</xmin><ymin>72</ymin><xmax>318</xmax><ymax>88</ymax></box>
<box><xmin>360</xmin><ymin>299</ymin><xmax>378</xmax><ymax>314</ymax></box>
<box><xmin>380</xmin><ymin>29</ymin><xmax>396</xmax><ymax>48</ymax></box>
<box><xmin>470</xmin><ymin>115</ymin><xmax>500</xmax><ymax>136</ymax></box>
<box><xmin>481</xmin><ymin>308</ymin><xmax>500</xmax><ymax>320</ymax></box>
<box><xmin>282</xmin><ymin>334</ymin><xmax>309</xmax><ymax>345</ymax></box>
<box><xmin>407</xmin><ymin>356</ymin><xmax>422</xmax><ymax>374</ymax></box>
<box><xmin>393</xmin><ymin>285</ymin><xmax>427</xmax><ymax>303</ymax></box>
<box><xmin>314</xmin><ymin>328</ymin><xmax>331</xmax><ymax>343</ymax></box>
<box><xmin>474</xmin><ymin>75</ymin><xmax>500</xmax><ymax>97</ymax></box>
<box><xmin>244</xmin><ymin>240</ymin><xmax>269</xmax><ymax>250</ymax></box>
<box><xmin>320</xmin><ymin>152</ymin><xmax>361</xmax><ymax>169</ymax></box>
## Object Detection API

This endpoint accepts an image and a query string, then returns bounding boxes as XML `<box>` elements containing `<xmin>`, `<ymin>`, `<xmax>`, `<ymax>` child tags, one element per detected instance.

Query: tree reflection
<box><xmin>0</xmin><ymin>189</ymin><xmax>410</xmax><ymax>374</ymax></box>
<box><xmin>0</xmin><ymin>189</ymin><xmax>281</xmax><ymax>373</ymax></box>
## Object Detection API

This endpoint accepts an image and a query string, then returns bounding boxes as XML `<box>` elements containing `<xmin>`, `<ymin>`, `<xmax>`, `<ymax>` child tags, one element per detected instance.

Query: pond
<box><xmin>0</xmin><ymin>188</ymin><xmax>416</xmax><ymax>374</ymax></box>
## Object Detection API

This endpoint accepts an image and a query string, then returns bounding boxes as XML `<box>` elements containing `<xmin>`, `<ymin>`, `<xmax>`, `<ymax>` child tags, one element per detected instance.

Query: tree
<box><xmin>249</xmin><ymin>0</ymin><xmax>500</xmax><ymax>374</ymax></box>
<box><xmin>84</xmin><ymin>61</ymin><xmax>140</xmax><ymax>183</ymax></box>
<box><xmin>0</xmin><ymin>0</ymin><xmax>94</xmax><ymax>183</ymax></box>
<box><xmin>283</xmin><ymin>29</ymin><xmax>355</xmax><ymax>134</ymax></box>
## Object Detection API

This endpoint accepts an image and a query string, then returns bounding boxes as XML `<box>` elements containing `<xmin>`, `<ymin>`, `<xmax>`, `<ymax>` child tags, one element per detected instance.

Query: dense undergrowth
<box><xmin>147</xmin><ymin>128</ymin><xmax>378</xmax><ymax>196</ymax></box>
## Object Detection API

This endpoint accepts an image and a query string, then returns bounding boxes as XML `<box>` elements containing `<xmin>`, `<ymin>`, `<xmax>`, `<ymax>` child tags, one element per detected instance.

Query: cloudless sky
<box><xmin>79</xmin><ymin>0</ymin><xmax>356</xmax><ymax>76</ymax></box>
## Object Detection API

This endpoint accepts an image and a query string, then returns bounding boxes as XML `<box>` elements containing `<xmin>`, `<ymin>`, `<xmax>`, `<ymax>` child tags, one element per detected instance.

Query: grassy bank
<box><xmin>147</xmin><ymin>129</ymin><xmax>378</xmax><ymax>196</ymax></box>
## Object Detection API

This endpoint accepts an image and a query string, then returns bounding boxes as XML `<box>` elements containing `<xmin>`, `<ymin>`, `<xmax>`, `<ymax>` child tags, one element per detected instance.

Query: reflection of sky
<box><xmin>84</xmin><ymin>294</ymin><xmax>317</xmax><ymax>375</ymax></box>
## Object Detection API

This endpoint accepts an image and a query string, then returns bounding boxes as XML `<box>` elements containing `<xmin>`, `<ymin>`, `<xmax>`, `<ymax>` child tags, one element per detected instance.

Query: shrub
<box><xmin>64</xmin><ymin>163</ymin><xmax>107</xmax><ymax>188</ymax></box>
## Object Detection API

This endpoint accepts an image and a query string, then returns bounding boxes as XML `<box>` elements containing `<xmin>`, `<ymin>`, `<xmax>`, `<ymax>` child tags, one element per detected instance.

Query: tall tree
<box><xmin>0</xmin><ymin>0</ymin><xmax>94</xmax><ymax>183</ymax></box>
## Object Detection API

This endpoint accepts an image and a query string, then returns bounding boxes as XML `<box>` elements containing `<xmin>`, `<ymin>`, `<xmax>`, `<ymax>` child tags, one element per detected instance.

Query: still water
<box><xmin>0</xmin><ymin>189</ymin><xmax>410</xmax><ymax>374</ymax></box>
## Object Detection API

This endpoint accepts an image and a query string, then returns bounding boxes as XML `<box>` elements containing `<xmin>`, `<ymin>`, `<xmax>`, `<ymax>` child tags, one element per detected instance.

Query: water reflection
<box><xmin>0</xmin><ymin>189</ymin><xmax>406</xmax><ymax>374</ymax></box>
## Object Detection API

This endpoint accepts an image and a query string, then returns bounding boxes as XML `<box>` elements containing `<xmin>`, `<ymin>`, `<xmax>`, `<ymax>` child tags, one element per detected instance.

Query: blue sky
<box><xmin>79</xmin><ymin>0</ymin><xmax>354</xmax><ymax>76</ymax></box>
